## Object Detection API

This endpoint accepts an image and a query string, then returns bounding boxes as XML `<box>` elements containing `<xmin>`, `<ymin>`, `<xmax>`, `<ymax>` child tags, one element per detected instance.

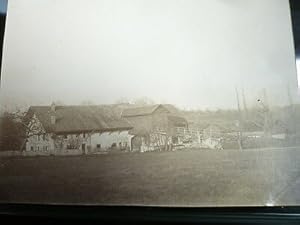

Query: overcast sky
<box><xmin>0</xmin><ymin>0</ymin><xmax>298</xmax><ymax>110</ymax></box>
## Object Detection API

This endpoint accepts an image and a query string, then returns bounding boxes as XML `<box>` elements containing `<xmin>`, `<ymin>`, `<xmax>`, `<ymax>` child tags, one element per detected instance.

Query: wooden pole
<box><xmin>235</xmin><ymin>87</ymin><xmax>243</xmax><ymax>150</ymax></box>
<box><xmin>242</xmin><ymin>88</ymin><xmax>248</xmax><ymax>119</ymax></box>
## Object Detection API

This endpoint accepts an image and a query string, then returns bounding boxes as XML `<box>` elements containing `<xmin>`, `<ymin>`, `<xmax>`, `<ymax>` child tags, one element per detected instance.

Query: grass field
<box><xmin>1</xmin><ymin>148</ymin><xmax>300</xmax><ymax>206</ymax></box>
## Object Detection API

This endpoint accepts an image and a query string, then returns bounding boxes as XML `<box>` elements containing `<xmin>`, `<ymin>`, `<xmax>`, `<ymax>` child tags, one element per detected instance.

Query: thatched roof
<box><xmin>121</xmin><ymin>104</ymin><xmax>180</xmax><ymax>117</ymax></box>
<box><xmin>26</xmin><ymin>105</ymin><xmax>133</xmax><ymax>134</ymax></box>
<box><xmin>167</xmin><ymin>115</ymin><xmax>188</xmax><ymax>127</ymax></box>
<box><xmin>121</xmin><ymin>105</ymin><xmax>160</xmax><ymax>117</ymax></box>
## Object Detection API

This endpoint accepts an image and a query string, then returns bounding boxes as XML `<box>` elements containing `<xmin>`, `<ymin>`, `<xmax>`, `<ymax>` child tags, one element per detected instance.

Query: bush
<box><xmin>0</xmin><ymin>112</ymin><xmax>26</xmax><ymax>151</ymax></box>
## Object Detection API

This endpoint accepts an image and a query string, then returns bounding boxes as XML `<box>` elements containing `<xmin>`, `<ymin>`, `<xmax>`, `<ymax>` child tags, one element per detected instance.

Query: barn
<box><xmin>25</xmin><ymin>103</ymin><xmax>133</xmax><ymax>154</ymax></box>
<box><xmin>121</xmin><ymin>104</ymin><xmax>188</xmax><ymax>152</ymax></box>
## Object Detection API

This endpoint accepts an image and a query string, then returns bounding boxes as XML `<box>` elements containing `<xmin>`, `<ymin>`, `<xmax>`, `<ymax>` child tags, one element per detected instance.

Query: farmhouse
<box><xmin>121</xmin><ymin>104</ymin><xmax>188</xmax><ymax>151</ymax></box>
<box><xmin>25</xmin><ymin>103</ymin><xmax>133</xmax><ymax>154</ymax></box>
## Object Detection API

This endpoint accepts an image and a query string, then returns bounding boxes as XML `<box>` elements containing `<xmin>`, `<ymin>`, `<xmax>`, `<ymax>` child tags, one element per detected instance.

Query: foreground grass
<box><xmin>0</xmin><ymin>148</ymin><xmax>300</xmax><ymax>206</ymax></box>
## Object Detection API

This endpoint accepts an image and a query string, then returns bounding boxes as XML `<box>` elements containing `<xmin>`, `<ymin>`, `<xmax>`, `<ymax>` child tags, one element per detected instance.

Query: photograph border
<box><xmin>1</xmin><ymin>0</ymin><xmax>300</xmax><ymax>224</ymax></box>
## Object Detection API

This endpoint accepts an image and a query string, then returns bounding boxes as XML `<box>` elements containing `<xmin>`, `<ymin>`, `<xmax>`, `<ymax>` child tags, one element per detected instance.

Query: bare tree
<box><xmin>53</xmin><ymin>100</ymin><xmax>65</xmax><ymax>105</ymax></box>
<box><xmin>115</xmin><ymin>97</ymin><xmax>130</xmax><ymax>104</ymax></box>
<box><xmin>81</xmin><ymin>100</ymin><xmax>95</xmax><ymax>105</ymax></box>
<box><xmin>133</xmin><ymin>97</ymin><xmax>155</xmax><ymax>106</ymax></box>
<box><xmin>0</xmin><ymin>110</ymin><xmax>36</xmax><ymax>151</ymax></box>
<box><xmin>8</xmin><ymin>109</ymin><xmax>45</xmax><ymax>151</ymax></box>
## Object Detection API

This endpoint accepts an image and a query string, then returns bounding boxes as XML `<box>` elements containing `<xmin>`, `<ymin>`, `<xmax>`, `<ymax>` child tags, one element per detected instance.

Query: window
<box><xmin>42</xmin><ymin>134</ymin><xmax>46</xmax><ymax>141</ymax></box>
<box><xmin>30</xmin><ymin>146</ymin><xmax>34</xmax><ymax>151</ymax></box>
<box><xmin>67</xmin><ymin>144</ymin><xmax>76</xmax><ymax>150</ymax></box>
<box><xmin>83</xmin><ymin>133</ymin><xmax>86</xmax><ymax>138</ymax></box>
<box><xmin>63</xmin><ymin>135</ymin><xmax>68</xmax><ymax>139</ymax></box>
<box><xmin>37</xmin><ymin>135</ymin><xmax>40</xmax><ymax>141</ymax></box>
<box><xmin>96</xmin><ymin>144</ymin><xmax>101</xmax><ymax>148</ymax></box>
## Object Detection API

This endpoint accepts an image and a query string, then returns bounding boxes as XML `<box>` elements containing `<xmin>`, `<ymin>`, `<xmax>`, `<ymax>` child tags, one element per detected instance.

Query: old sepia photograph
<box><xmin>0</xmin><ymin>0</ymin><xmax>300</xmax><ymax>206</ymax></box>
